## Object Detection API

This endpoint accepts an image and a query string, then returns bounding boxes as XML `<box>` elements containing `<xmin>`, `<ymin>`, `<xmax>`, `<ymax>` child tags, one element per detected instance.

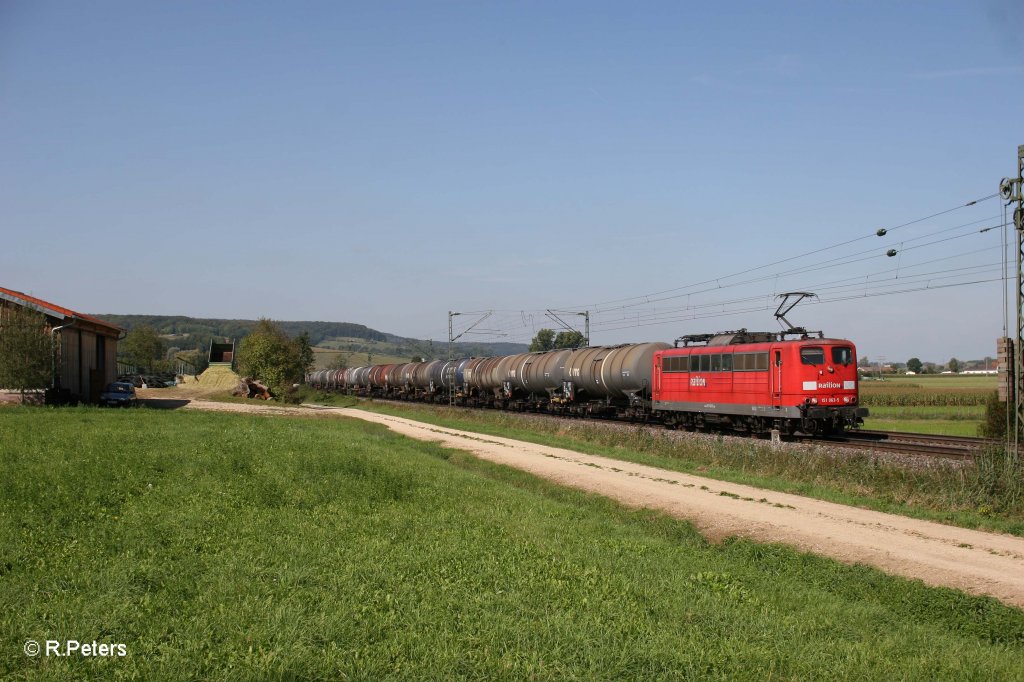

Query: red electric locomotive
<box><xmin>651</xmin><ymin>328</ymin><xmax>867</xmax><ymax>435</ymax></box>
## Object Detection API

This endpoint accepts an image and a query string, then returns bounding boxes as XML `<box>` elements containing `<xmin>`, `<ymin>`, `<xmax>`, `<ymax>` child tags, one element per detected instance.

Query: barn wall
<box><xmin>105</xmin><ymin>341</ymin><xmax>117</xmax><ymax>385</ymax></box>
<box><xmin>61</xmin><ymin>328</ymin><xmax>80</xmax><ymax>395</ymax></box>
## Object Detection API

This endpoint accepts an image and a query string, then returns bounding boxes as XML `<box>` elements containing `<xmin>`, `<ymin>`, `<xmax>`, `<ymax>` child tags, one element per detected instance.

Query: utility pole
<box><xmin>1000</xmin><ymin>144</ymin><xmax>1024</xmax><ymax>453</ymax></box>
<box><xmin>447</xmin><ymin>310</ymin><xmax>493</xmax><ymax>405</ymax></box>
<box><xmin>448</xmin><ymin>311</ymin><xmax>455</xmax><ymax>406</ymax></box>
<box><xmin>544</xmin><ymin>309</ymin><xmax>590</xmax><ymax>347</ymax></box>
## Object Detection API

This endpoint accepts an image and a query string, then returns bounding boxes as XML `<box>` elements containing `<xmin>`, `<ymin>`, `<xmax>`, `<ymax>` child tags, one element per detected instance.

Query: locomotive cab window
<box><xmin>800</xmin><ymin>348</ymin><xmax>825</xmax><ymax>366</ymax></box>
<box><xmin>831</xmin><ymin>347</ymin><xmax>853</xmax><ymax>366</ymax></box>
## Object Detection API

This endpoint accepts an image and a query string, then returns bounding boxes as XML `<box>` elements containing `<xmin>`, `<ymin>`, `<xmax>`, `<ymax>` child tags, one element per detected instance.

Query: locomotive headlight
<box><xmin>810</xmin><ymin>398</ymin><xmax>818</xmax><ymax>404</ymax></box>
<box><xmin>843</xmin><ymin>396</ymin><xmax>850</xmax><ymax>403</ymax></box>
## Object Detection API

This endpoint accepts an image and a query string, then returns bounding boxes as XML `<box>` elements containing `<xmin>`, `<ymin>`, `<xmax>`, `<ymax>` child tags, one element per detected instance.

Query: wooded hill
<box><xmin>95</xmin><ymin>314</ymin><xmax>526</xmax><ymax>362</ymax></box>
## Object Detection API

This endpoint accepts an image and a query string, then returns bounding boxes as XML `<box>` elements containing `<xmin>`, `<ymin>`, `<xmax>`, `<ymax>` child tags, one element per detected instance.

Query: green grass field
<box><xmin>3</xmin><ymin>407</ymin><xmax>1022</xmax><ymax>679</ymax></box>
<box><xmin>357</xmin><ymin>401</ymin><xmax>1024</xmax><ymax>536</ymax></box>
<box><xmin>862</xmin><ymin>405</ymin><xmax>985</xmax><ymax>436</ymax></box>
<box><xmin>861</xmin><ymin>417</ymin><xmax>980</xmax><ymax>436</ymax></box>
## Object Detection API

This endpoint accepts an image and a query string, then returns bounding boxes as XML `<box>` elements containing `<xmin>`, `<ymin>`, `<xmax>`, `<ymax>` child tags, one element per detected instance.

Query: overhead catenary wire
<box><xmin>554</xmin><ymin>193</ymin><xmax>1000</xmax><ymax>312</ymax></box>
<box><xmin>425</xmin><ymin>192</ymin><xmax>1004</xmax><ymax>346</ymax></box>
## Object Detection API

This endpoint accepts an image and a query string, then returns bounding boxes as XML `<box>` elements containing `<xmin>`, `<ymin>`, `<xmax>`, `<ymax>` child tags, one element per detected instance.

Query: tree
<box><xmin>907</xmin><ymin>357</ymin><xmax>923</xmax><ymax>374</ymax></box>
<box><xmin>529</xmin><ymin>329</ymin><xmax>555</xmax><ymax>352</ymax></box>
<box><xmin>529</xmin><ymin>328</ymin><xmax>586</xmax><ymax>352</ymax></box>
<box><xmin>948</xmin><ymin>357</ymin><xmax>960</xmax><ymax>373</ymax></box>
<box><xmin>296</xmin><ymin>332</ymin><xmax>314</xmax><ymax>376</ymax></box>
<box><xmin>235</xmin><ymin>319</ymin><xmax>315</xmax><ymax>394</ymax></box>
<box><xmin>122</xmin><ymin>325</ymin><xmax>165</xmax><ymax>372</ymax></box>
<box><xmin>553</xmin><ymin>330</ymin><xmax>585</xmax><ymax>349</ymax></box>
<box><xmin>327</xmin><ymin>354</ymin><xmax>349</xmax><ymax>371</ymax></box>
<box><xmin>0</xmin><ymin>306</ymin><xmax>52</xmax><ymax>398</ymax></box>
<box><xmin>176</xmin><ymin>349</ymin><xmax>207</xmax><ymax>375</ymax></box>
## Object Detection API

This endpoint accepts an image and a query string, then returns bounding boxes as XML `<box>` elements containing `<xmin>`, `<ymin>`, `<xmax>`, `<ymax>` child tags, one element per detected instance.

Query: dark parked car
<box><xmin>100</xmin><ymin>382</ymin><xmax>137</xmax><ymax>407</ymax></box>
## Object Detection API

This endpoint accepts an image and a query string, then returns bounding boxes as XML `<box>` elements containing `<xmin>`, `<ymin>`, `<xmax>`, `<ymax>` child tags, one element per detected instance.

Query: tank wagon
<box><xmin>305</xmin><ymin>329</ymin><xmax>867</xmax><ymax>435</ymax></box>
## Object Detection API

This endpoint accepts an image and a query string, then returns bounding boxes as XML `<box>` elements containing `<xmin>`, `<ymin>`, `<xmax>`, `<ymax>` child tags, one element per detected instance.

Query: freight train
<box><xmin>307</xmin><ymin>328</ymin><xmax>868</xmax><ymax>436</ymax></box>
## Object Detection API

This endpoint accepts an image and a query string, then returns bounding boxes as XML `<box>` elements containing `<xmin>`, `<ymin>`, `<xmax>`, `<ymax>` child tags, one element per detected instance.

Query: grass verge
<box><xmin>1</xmin><ymin>407</ymin><xmax>1022</xmax><ymax>679</ymax></box>
<box><xmin>862</xmin><ymin>417</ymin><xmax>981</xmax><ymax>436</ymax></box>
<box><xmin>862</xmin><ymin>405</ymin><xmax>984</xmax><ymax>436</ymax></box>
<box><xmin>356</xmin><ymin>401</ymin><xmax>1024</xmax><ymax>536</ymax></box>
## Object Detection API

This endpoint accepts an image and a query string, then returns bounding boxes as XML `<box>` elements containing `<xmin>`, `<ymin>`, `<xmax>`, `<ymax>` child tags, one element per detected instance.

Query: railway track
<box><xmin>366</xmin><ymin>398</ymin><xmax>990</xmax><ymax>462</ymax></box>
<box><xmin>807</xmin><ymin>429</ymin><xmax>990</xmax><ymax>460</ymax></box>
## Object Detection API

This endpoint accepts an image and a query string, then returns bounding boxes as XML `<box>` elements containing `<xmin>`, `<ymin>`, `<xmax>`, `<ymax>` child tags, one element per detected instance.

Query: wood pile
<box><xmin>233</xmin><ymin>377</ymin><xmax>273</xmax><ymax>400</ymax></box>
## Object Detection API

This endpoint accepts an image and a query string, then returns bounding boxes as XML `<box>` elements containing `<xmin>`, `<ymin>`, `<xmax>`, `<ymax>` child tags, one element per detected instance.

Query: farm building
<box><xmin>0</xmin><ymin>286</ymin><xmax>123</xmax><ymax>403</ymax></box>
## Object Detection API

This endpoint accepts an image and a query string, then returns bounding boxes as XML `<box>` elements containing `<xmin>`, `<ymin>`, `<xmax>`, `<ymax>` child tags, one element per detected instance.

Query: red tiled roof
<box><xmin>0</xmin><ymin>286</ymin><xmax>123</xmax><ymax>333</ymax></box>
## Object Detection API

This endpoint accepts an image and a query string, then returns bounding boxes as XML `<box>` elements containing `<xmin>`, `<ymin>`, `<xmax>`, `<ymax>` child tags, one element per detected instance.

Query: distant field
<box><xmin>3</xmin><ymin>408</ymin><xmax>1022</xmax><ymax>678</ymax></box>
<box><xmin>860</xmin><ymin>375</ymin><xmax>994</xmax><ymax>406</ymax></box>
<box><xmin>311</xmin><ymin>347</ymin><xmax>408</xmax><ymax>370</ymax></box>
<box><xmin>858</xmin><ymin>374</ymin><xmax>995</xmax><ymax>435</ymax></box>
<box><xmin>861</xmin><ymin>374</ymin><xmax>998</xmax><ymax>389</ymax></box>
<box><xmin>313</xmin><ymin>336</ymin><xmax>432</xmax><ymax>369</ymax></box>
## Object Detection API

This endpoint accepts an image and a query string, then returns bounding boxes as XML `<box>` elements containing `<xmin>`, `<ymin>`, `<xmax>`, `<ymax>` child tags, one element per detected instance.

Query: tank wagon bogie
<box><xmin>303</xmin><ymin>329</ymin><xmax>866</xmax><ymax>437</ymax></box>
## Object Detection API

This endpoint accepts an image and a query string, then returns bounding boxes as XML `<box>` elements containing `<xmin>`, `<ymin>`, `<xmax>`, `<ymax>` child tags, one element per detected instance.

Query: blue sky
<box><xmin>1</xmin><ymin>1</ymin><xmax>1021</xmax><ymax>362</ymax></box>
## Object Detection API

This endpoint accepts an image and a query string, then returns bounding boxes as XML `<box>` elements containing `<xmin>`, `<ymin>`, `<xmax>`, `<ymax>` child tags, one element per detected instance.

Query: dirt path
<box><xmin>169</xmin><ymin>399</ymin><xmax>1024</xmax><ymax>608</ymax></box>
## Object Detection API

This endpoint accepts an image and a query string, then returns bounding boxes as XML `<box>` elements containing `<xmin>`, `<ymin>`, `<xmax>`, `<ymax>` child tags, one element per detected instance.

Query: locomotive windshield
<box><xmin>800</xmin><ymin>347</ymin><xmax>825</xmax><ymax>365</ymax></box>
<box><xmin>832</xmin><ymin>347</ymin><xmax>853</xmax><ymax>366</ymax></box>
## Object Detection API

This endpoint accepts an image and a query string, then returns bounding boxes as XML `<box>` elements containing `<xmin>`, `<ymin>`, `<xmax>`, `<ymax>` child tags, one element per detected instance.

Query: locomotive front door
<box><xmin>771</xmin><ymin>350</ymin><xmax>782</xmax><ymax>408</ymax></box>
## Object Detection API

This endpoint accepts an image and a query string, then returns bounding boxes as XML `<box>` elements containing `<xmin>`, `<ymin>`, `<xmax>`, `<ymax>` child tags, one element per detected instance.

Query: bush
<box><xmin>235</xmin><ymin>319</ymin><xmax>314</xmax><ymax>396</ymax></box>
<box><xmin>979</xmin><ymin>391</ymin><xmax>1023</xmax><ymax>439</ymax></box>
<box><xmin>966</xmin><ymin>445</ymin><xmax>1024</xmax><ymax>515</ymax></box>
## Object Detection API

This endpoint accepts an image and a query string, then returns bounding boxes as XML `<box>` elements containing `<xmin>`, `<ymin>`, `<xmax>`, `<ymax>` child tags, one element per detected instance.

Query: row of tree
<box><xmin>528</xmin><ymin>329</ymin><xmax>585</xmax><ymax>352</ymax></box>
<box><xmin>98</xmin><ymin>314</ymin><xmax>387</xmax><ymax>349</ymax></box>
<box><xmin>859</xmin><ymin>357</ymin><xmax>983</xmax><ymax>374</ymax></box>
<box><xmin>118</xmin><ymin>325</ymin><xmax>207</xmax><ymax>375</ymax></box>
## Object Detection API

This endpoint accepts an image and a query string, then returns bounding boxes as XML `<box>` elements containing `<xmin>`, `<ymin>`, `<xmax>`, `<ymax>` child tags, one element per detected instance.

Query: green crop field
<box><xmin>3</xmin><ymin>407</ymin><xmax>1022</xmax><ymax>679</ymax></box>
